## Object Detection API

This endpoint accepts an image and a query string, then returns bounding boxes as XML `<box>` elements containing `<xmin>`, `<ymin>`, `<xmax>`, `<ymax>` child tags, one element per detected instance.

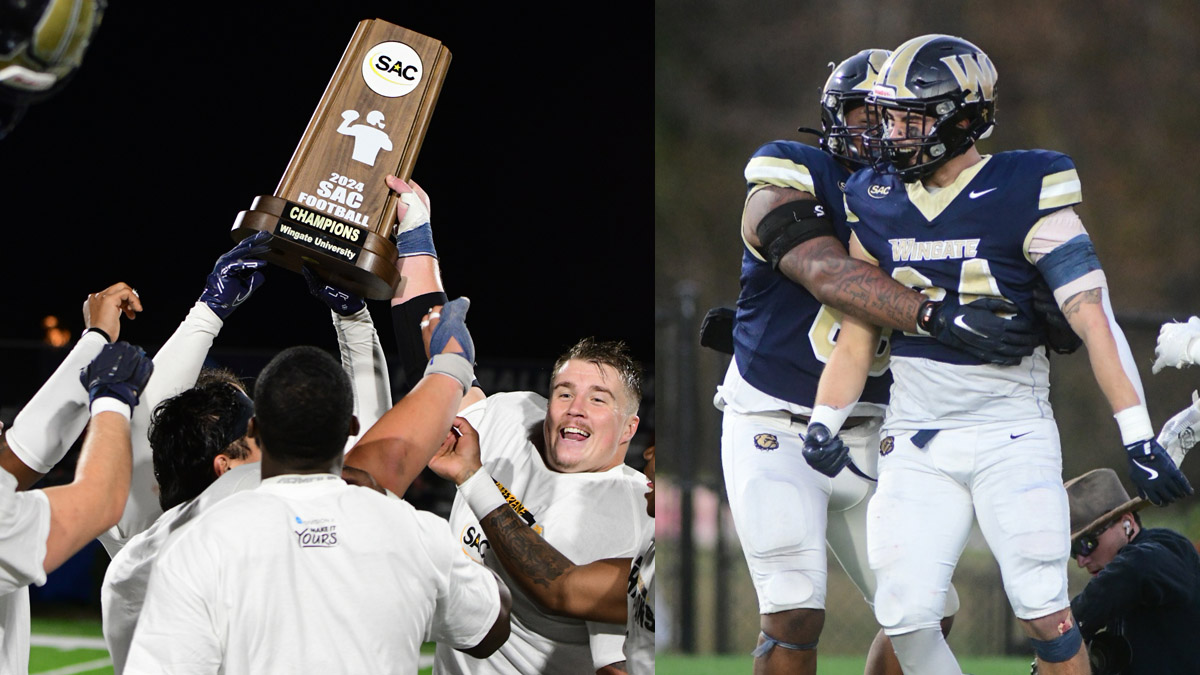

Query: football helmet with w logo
<box><xmin>867</xmin><ymin>34</ymin><xmax>997</xmax><ymax>182</ymax></box>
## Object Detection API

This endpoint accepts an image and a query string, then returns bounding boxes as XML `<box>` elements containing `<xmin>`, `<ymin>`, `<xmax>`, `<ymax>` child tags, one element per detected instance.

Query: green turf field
<box><xmin>29</xmin><ymin>616</ymin><xmax>437</xmax><ymax>674</ymax></box>
<box><xmin>655</xmin><ymin>652</ymin><xmax>1034</xmax><ymax>674</ymax></box>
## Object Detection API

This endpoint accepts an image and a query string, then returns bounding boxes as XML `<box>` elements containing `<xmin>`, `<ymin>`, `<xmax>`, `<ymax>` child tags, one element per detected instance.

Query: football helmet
<box><xmin>805</xmin><ymin>48</ymin><xmax>890</xmax><ymax>168</ymax></box>
<box><xmin>0</xmin><ymin>0</ymin><xmax>105</xmax><ymax>139</ymax></box>
<box><xmin>866</xmin><ymin>34</ymin><xmax>996</xmax><ymax>182</ymax></box>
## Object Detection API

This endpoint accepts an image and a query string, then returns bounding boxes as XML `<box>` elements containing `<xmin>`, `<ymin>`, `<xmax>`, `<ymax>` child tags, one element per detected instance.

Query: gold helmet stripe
<box><xmin>848</xmin><ymin>49</ymin><xmax>891</xmax><ymax>93</ymax></box>
<box><xmin>877</xmin><ymin>35</ymin><xmax>944</xmax><ymax>99</ymax></box>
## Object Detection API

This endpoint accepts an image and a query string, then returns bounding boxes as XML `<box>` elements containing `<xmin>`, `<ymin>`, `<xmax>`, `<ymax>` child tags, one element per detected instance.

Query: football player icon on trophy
<box><xmin>337</xmin><ymin>109</ymin><xmax>393</xmax><ymax>166</ymax></box>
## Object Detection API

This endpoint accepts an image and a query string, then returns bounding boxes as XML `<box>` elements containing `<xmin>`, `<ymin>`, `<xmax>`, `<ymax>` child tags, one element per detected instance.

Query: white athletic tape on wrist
<box><xmin>90</xmin><ymin>397</ymin><xmax>132</xmax><ymax>420</ymax></box>
<box><xmin>1115</xmin><ymin>404</ymin><xmax>1154</xmax><ymax>446</ymax></box>
<box><xmin>425</xmin><ymin>353</ymin><xmax>474</xmax><ymax>394</ymax></box>
<box><xmin>397</xmin><ymin>192</ymin><xmax>430</xmax><ymax>235</ymax></box>
<box><xmin>458</xmin><ymin>467</ymin><xmax>507</xmax><ymax>519</ymax></box>
<box><xmin>809</xmin><ymin>404</ymin><xmax>852</xmax><ymax>437</ymax></box>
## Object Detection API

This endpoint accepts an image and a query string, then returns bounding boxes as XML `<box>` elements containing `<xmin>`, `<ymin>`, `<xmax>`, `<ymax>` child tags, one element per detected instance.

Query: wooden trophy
<box><xmin>231</xmin><ymin>19</ymin><xmax>450</xmax><ymax>300</ymax></box>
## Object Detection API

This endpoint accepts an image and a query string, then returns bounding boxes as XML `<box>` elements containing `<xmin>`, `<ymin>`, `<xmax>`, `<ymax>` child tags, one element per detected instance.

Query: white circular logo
<box><xmin>361</xmin><ymin>42</ymin><xmax>423</xmax><ymax>98</ymax></box>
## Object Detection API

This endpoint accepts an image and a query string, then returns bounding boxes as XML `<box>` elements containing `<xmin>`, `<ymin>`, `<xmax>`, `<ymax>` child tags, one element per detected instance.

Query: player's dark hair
<box><xmin>149</xmin><ymin>377</ymin><xmax>255</xmax><ymax>511</ymax></box>
<box><xmin>195</xmin><ymin>365</ymin><xmax>242</xmax><ymax>389</ymax></box>
<box><xmin>551</xmin><ymin>338</ymin><xmax>643</xmax><ymax>415</ymax></box>
<box><xmin>252</xmin><ymin>346</ymin><xmax>353</xmax><ymax>468</ymax></box>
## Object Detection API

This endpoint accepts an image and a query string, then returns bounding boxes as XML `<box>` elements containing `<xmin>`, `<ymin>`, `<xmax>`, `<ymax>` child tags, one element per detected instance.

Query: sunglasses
<box><xmin>1071</xmin><ymin>520</ymin><xmax>1117</xmax><ymax>558</ymax></box>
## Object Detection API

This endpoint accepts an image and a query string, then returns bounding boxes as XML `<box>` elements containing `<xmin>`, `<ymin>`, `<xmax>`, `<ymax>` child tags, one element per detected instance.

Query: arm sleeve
<box><xmin>423</xmin><ymin>513</ymin><xmax>502</xmax><ymax>649</ymax></box>
<box><xmin>1071</xmin><ymin>540</ymin><xmax>1191</xmax><ymax>639</ymax></box>
<box><xmin>333</xmin><ymin>307</ymin><xmax>391</xmax><ymax>444</ymax></box>
<box><xmin>5</xmin><ymin>331</ymin><xmax>107</xmax><ymax>473</ymax></box>
<box><xmin>123</xmin><ymin>533</ymin><xmax>223</xmax><ymax>674</ymax></box>
<box><xmin>141</xmin><ymin>302</ymin><xmax>224</xmax><ymax>410</ymax></box>
<box><xmin>103</xmin><ymin>302</ymin><xmax>224</xmax><ymax>551</ymax></box>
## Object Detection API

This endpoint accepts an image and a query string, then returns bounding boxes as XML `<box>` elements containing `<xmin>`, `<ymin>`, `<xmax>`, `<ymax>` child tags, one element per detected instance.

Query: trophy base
<box><xmin>232</xmin><ymin>195</ymin><xmax>401</xmax><ymax>301</ymax></box>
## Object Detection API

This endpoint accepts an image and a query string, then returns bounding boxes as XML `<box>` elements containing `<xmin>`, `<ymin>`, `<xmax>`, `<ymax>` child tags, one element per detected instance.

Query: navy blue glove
<box><xmin>1125</xmin><ymin>438</ymin><xmax>1193</xmax><ymax>506</ymax></box>
<box><xmin>1032</xmin><ymin>281</ymin><xmax>1082</xmax><ymax>355</ymax></box>
<box><xmin>802</xmin><ymin>423</ymin><xmax>850</xmax><ymax>478</ymax></box>
<box><xmin>921</xmin><ymin>296</ymin><xmax>1039</xmax><ymax>366</ymax></box>
<box><xmin>301</xmin><ymin>265</ymin><xmax>365</xmax><ymax>316</ymax></box>
<box><xmin>200</xmin><ymin>231</ymin><xmax>272</xmax><ymax>319</ymax></box>
<box><xmin>428</xmin><ymin>297</ymin><xmax>474</xmax><ymax>364</ymax></box>
<box><xmin>80</xmin><ymin>342</ymin><xmax>154</xmax><ymax>410</ymax></box>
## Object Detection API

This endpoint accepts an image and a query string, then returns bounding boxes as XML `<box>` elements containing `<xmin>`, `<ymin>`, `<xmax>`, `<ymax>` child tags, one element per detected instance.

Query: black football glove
<box><xmin>200</xmin><ymin>231</ymin><xmax>272</xmax><ymax>319</ymax></box>
<box><xmin>920</xmin><ymin>296</ymin><xmax>1039</xmax><ymax>366</ymax></box>
<box><xmin>80</xmin><ymin>341</ymin><xmax>154</xmax><ymax>410</ymax></box>
<box><xmin>302</xmin><ymin>265</ymin><xmax>366</xmax><ymax>316</ymax></box>
<box><xmin>699</xmin><ymin>307</ymin><xmax>735</xmax><ymax>355</ymax></box>
<box><xmin>1125</xmin><ymin>438</ymin><xmax>1193</xmax><ymax>506</ymax></box>
<box><xmin>802</xmin><ymin>423</ymin><xmax>851</xmax><ymax>478</ymax></box>
<box><xmin>1032</xmin><ymin>281</ymin><xmax>1082</xmax><ymax>355</ymax></box>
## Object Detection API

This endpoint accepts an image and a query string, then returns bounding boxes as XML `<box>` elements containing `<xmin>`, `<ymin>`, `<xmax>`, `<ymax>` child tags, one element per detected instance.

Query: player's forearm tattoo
<box><xmin>480</xmin><ymin>504</ymin><xmax>572</xmax><ymax>589</ymax></box>
<box><xmin>781</xmin><ymin>238</ymin><xmax>923</xmax><ymax>332</ymax></box>
<box><xmin>1061</xmin><ymin>288</ymin><xmax>1102</xmax><ymax>320</ymax></box>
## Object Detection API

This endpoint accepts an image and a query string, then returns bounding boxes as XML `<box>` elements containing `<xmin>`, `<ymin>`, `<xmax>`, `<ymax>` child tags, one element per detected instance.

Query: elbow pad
<box><xmin>755</xmin><ymin>199</ymin><xmax>835</xmax><ymax>269</ymax></box>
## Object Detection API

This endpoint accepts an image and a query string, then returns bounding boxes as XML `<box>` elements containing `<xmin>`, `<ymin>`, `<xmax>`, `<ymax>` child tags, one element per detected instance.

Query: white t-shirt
<box><xmin>125</xmin><ymin>474</ymin><xmax>499</xmax><ymax>675</ymax></box>
<box><xmin>624</xmin><ymin>533</ymin><xmax>654</xmax><ymax>675</ymax></box>
<box><xmin>102</xmin><ymin>462</ymin><xmax>262</xmax><ymax>674</ymax></box>
<box><xmin>436</xmin><ymin>392</ymin><xmax>654</xmax><ymax>674</ymax></box>
<box><xmin>0</xmin><ymin>468</ymin><xmax>50</xmax><ymax>675</ymax></box>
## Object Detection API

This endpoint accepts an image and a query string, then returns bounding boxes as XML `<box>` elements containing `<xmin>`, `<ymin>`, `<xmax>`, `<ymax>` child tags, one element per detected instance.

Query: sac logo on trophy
<box><xmin>231</xmin><ymin>19</ymin><xmax>451</xmax><ymax>299</ymax></box>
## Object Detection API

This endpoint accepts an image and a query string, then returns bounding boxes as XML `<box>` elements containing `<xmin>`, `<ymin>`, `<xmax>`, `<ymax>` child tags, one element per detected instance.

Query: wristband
<box><xmin>1115</xmin><ymin>404</ymin><xmax>1154</xmax><ymax>446</ymax></box>
<box><xmin>90</xmin><ymin>397</ymin><xmax>132</xmax><ymax>420</ymax></box>
<box><xmin>83</xmin><ymin>326</ymin><xmax>112</xmax><ymax>343</ymax></box>
<box><xmin>458</xmin><ymin>467</ymin><xmax>507</xmax><ymax>519</ymax></box>
<box><xmin>915</xmin><ymin>300</ymin><xmax>939</xmax><ymax>336</ymax></box>
<box><xmin>395</xmin><ymin>223</ymin><xmax>438</xmax><ymax>259</ymax></box>
<box><xmin>809</xmin><ymin>404</ymin><xmax>852</xmax><ymax>437</ymax></box>
<box><xmin>425</xmin><ymin>353</ymin><xmax>475</xmax><ymax>394</ymax></box>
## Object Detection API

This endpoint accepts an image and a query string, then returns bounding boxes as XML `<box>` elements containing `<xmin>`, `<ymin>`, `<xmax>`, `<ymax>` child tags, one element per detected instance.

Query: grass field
<box><xmin>28</xmin><ymin>616</ymin><xmax>437</xmax><ymax>674</ymax></box>
<box><xmin>656</xmin><ymin>652</ymin><xmax>1034</xmax><ymax>674</ymax></box>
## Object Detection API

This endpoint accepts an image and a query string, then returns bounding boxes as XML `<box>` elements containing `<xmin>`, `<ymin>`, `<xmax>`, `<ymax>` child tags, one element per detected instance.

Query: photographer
<box><xmin>1064</xmin><ymin>468</ymin><xmax>1200</xmax><ymax>674</ymax></box>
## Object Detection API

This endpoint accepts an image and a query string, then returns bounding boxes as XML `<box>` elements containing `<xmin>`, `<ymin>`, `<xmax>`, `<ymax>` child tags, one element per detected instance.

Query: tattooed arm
<box><xmin>478</xmin><ymin>502</ymin><xmax>631</xmax><ymax>624</ymax></box>
<box><xmin>1061</xmin><ymin>288</ymin><xmax>1143</xmax><ymax>414</ymax></box>
<box><xmin>429</xmin><ymin>418</ymin><xmax>631</xmax><ymax>625</ymax></box>
<box><xmin>742</xmin><ymin>185</ymin><xmax>924</xmax><ymax>332</ymax></box>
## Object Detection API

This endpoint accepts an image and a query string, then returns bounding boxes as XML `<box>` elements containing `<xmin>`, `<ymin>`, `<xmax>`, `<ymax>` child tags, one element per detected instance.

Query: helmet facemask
<box><xmin>803</xmin><ymin>48</ymin><xmax>890</xmax><ymax>170</ymax></box>
<box><xmin>867</xmin><ymin>90</ymin><xmax>994</xmax><ymax>183</ymax></box>
<box><xmin>822</xmin><ymin>95</ymin><xmax>877</xmax><ymax>168</ymax></box>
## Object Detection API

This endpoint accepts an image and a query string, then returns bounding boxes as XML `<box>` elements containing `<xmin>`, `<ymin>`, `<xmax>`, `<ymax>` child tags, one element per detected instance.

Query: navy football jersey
<box><xmin>730</xmin><ymin>140</ymin><xmax>891</xmax><ymax>409</ymax></box>
<box><xmin>845</xmin><ymin>150</ymin><xmax>1082</xmax><ymax>366</ymax></box>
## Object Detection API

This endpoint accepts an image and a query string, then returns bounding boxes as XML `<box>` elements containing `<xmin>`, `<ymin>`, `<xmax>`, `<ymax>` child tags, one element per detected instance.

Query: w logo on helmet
<box><xmin>940</xmin><ymin>52</ymin><xmax>997</xmax><ymax>103</ymax></box>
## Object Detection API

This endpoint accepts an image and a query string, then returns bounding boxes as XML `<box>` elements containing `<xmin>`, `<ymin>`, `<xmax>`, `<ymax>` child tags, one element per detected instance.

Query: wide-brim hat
<box><xmin>1064</xmin><ymin>468</ymin><xmax>1148</xmax><ymax>541</ymax></box>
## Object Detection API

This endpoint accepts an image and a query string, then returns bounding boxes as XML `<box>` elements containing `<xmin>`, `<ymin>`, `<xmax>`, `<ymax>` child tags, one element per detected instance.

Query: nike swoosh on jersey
<box><xmin>953</xmin><ymin>315</ymin><xmax>987</xmax><ymax>337</ymax></box>
<box><xmin>1132</xmin><ymin>459</ymin><xmax>1160</xmax><ymax>480</ymax></box>
<box><xmin>969</xmin><ymin>188</ymin><xmax>998</xmax><ymax>199</ymax></box>
<box><xmin>1010</xmin><ymin>431</ymin><xmax>1032</xmax><ymax>439</ymax></box>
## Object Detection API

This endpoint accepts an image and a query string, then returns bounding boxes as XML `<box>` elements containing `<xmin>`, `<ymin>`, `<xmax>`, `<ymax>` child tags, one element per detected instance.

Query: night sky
<box><xmin>0</xmin><ymin>4</ymin><xmax>652</xmax><ymax>386</ymax></box>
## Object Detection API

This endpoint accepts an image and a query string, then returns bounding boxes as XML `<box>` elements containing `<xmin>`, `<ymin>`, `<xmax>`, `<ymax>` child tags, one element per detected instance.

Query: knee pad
<box><xmin>1029</xmin><ymin>623</ymin><xmax>1082</xmax><ymax>663</ymax></box>
<box><xmin>874</xmin><ymin>579</ymin><xmax>946</xmax><ymax>634</ymax></box>
<box><xmin>750</xmin><ymin>631</ymin><xmax>818</xmax><ymax>658</ymax></box>
<box><xmin>760</xmin><ymin>570</ymin><xmax>817</xmax><ymax>611</ymax></box>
